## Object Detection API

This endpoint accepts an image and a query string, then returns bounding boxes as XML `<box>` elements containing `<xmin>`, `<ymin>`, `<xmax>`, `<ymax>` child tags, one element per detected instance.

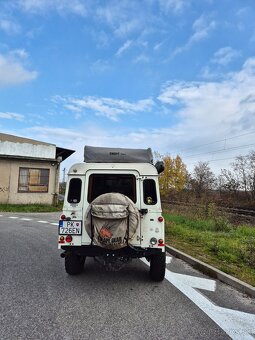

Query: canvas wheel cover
<box><xmin>85</xmin><ymin>193</ymin><xmax>140</xmax><ymax>249</ymax></box>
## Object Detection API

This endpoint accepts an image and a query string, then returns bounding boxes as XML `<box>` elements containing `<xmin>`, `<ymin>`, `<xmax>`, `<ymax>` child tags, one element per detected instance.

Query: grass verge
<box><xmin>164</xmin><ymin>211</ymin><xmax>255</xmax><ymax>287</ymax></box>
<box><xmin>0</xmin><ymin>203</ymin><xmax>63</xmax><ymax>213</ymax></box>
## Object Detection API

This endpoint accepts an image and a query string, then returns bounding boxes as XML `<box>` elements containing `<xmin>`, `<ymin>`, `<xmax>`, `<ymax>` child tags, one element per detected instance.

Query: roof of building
<box><xmin>0</xmin><ymin>133</ymin><xmax>53</xmax><ymax>146</ymax></box>
<box><xmin>0</xmin><ymin>133</ymin><xmax>75</xmax><ymax>161</ymax></box>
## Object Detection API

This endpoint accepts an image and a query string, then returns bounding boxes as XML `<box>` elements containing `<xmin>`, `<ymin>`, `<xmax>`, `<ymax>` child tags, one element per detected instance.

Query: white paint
<box><xmin>50</xmin><ymin>223</ymin><xmax>59</xmax><ymax>226</ymax></box>
<box><xmin>141</xmin><ymin>258</ymin><xmax>255</xmax><ymax>339</ymax></box>
<box><xmin>21</xmin><ymin>218</ymin><xmax>33</xmax><ymax>221</ymax></box>
<box><xmin>8</xmin><ymin>216</ymin><xmax>18</xmax><ymax>219</ymax></box>
<box><xmin>166</xmin><ymin>256</ymin><xmax>172</xmax><ymax>264</ymax></box>
<box><xmin>0</xmin><ymin>214</ymin><xmax>3</xmax><ymax>216</ymax></box>
<box><xmin>0</xmin><ymin>140</ymin><xmax>56</xmax><ymax>159</ymax></box>
<box><xmin>37</xmin><ymin>220</ymin><xmax>48</xmax><ymax>224</ymax></box>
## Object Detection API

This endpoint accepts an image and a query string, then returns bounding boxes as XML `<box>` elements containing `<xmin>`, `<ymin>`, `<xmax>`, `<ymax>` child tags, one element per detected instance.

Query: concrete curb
<box><xmin>165</xmin><ymin>245</ymin><xmax>255</xmax><ymax>298</ymax></box>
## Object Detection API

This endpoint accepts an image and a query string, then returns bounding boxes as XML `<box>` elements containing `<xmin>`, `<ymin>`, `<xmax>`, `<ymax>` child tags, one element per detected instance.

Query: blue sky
<box><xmin>0</xmin><ymin>0</ymin><xmax>255</xmax><ymax>173</ymax></box>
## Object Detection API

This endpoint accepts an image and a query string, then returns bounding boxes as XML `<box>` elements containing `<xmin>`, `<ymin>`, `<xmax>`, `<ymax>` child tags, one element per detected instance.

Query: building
<box><xmin>0</xmin><ymin>133</ymin><xmax>74</xmax><ymax>205</ymax></box>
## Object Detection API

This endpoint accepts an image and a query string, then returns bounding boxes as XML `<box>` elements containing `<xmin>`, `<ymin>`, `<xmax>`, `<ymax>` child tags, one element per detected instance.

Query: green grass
<box><xmin>0</xmin><ymin>203</ymin><xmax>63</xmax><ymax>212</ymax></box>
<box><xmin>164</xmin><ymin>211</ymin><xmax>255</xmax><ymax>286</ymax></box>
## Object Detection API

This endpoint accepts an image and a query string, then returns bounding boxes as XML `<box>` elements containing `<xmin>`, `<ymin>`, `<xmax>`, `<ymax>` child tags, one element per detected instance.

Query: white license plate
<box><xmin>59</xmin><ymin>220</ymin><xmax>82</xmax><ymax>235</ymax></box>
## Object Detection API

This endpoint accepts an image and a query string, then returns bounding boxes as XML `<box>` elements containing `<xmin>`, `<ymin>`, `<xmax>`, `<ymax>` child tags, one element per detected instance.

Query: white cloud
<box><xmin>0</xmin><ymin>51</ymin><xmax>38</xmax><ymax>88</ymax></box>
<box><xmin>212</xmin><ymin>47</ymin><xmax>241</xmax><ymax>66</ymax></box>
<box><xmin>0</xmin><ymin>112</ymin><xmax>24</xmax><ymax>121</ymax></box>
<box><xmin>173</xmin><ymin>14</ymin><xmax>216</xmax><ymax>56</ymax></box>
<box><xmin>54</xmin><ymin>96</ymin><xmax>154</xmax><ymax>121</ymax></box>
<box><xmin>90</xmin><ymin>59</ymin><xmax>112</xmax><ymax>73</ymax></box>
<box><xmin>115</xmin><ymin>40</ymin><xmax>133</xmax><ymax>57</ymax></box>
<box><xmin>158</xmin><ymin>0</ymin><xmax>188</xmax><ymax>14</ymax></box>
<box><xmin>133</xmin><ymin>54</ymin><xmax>150</xmax><ymax>64</ymax></box>
<box><xmin>157</xmin><ymin>58</ymin><xmax>255</xmax><ymax>165</ymax></box>
<box><xmin>17</xmin><ymin>0</ymin><xmax>87</xmax><ymax>16</ymax></box>
<box><xmin>0</xmin><ymin>18</ymin><xmax>21</xmax><ymax>34</ymax></box>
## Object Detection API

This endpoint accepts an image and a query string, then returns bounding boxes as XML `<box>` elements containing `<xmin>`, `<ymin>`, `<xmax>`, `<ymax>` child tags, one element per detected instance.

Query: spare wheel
<box><xmin>85</xmin><ymin>193</ymin><xmax>140</xmax><ymax>250</ymax></box>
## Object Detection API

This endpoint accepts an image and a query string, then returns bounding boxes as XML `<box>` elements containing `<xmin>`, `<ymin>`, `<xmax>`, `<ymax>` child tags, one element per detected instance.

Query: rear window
<box><xmin>143</xmin><ymin>179</ymin><xmax>157</xmax><ymax>205</ymax></box>
<box><xmin>88</xmin><ymin>174</ymin><xmax>136</xmax><ymax>203</ymax></box>
<box><xmin>67</xmin><ymin>178</ymin><xmax>82</xmax><ymax>203</ymax></box>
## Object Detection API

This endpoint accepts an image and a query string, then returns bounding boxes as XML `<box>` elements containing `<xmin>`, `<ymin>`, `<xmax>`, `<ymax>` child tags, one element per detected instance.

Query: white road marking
<box><xmin>141</xmin><ymin>258</ymin><xmax>255</xmax><ymax>339</ymax></box>
<box><xmin>166</xmin><ymin>256</ymin><xmax>172</xmax><ymax>264</ymax></box>
<box><xmin>0</xmin><ymin>214</ymin><xmax>3</xmax><ymax>217</ymax></box>
<box><xmin>37</xmin><ymin>220</ymin><xmax>48</xmax><ymax>224</ymax></box>
<box><xmin>8</xmin><ymin>216</ymin><xmax>19</xmax><ymax>219</ymax></box>
<box><xmin>50</xmin><ymin>223</ymin><xmax>59</xmax><ymax>226</ymax></box>
<box><xmin>21</xmin><ymin>218</ymin><xmax>33</xmax><ymax>221</ymax></box>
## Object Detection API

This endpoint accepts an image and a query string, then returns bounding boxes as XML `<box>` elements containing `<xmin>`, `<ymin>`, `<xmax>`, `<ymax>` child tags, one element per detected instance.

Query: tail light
<box><xmin>158</xmin><ymin>216</ymin><xmax>164</xmax><ymax>222</ymax></box>
<box><xmin>66</xmin><ymin>235</ymin><xmax>73</xmax><ymax>243</ymax></box>
<box><xmin>60</xmin><ymin>214</ymin><xmax>66</xmax><ymax>220</ymax></box>
<box><xmin>59</xmin><ymin>236</ymin><xmax>65</xmax><ymax>244</ymax></box>
<box><xmin>158</xmin><ymin>239</ymin><xmax>165</xmax><ymax>246</ymax></box>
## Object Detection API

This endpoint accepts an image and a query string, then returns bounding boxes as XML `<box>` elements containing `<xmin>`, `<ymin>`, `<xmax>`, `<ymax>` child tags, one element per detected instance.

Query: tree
<box><xmin>159</xmin><ymin>155</ymin><xmax>188</xmax><ymax>196</ymax></box>
<box><xmin>189</xmin><ymin>161</ymin><xmax>215</xmax><ymax>198</ymax></box>
<box><xmin>230</xmin><ymin>151</ymin><xmax>255</xmax><ymax>200</ymax></box>
<box><xmin>218</xmin><ymin>169</ymin><xmax>240</xmax><ymax>196</ymax></box>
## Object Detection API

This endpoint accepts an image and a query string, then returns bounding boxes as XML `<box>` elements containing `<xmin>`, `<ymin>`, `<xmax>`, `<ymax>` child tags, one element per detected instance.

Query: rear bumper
<box><xmin>61</xmin><ymin>245</ymin><xmax>164</xmax><ymax>258</ymax></box>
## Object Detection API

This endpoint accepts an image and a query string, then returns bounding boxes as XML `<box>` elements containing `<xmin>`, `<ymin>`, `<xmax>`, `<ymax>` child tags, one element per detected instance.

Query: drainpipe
<box><xmin>53</xmin><ymin>156</ymin><xmax>62</xmax><ymax>206</ymax></box>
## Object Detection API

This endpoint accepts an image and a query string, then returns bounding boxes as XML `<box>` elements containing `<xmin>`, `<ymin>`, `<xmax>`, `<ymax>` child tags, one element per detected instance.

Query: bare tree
<box><xmin>190</xmin><ymin>161</ymin><xmax>216</xmax><ymax>198</ymax></box>
<box><xmin>219</xmin><ymin>169</ymin><xmax>240</xmax><ymax>197</ymax></box>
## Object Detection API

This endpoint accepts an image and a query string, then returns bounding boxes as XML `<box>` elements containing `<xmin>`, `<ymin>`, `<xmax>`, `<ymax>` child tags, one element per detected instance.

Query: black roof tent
<box><xmin>84</xmin><ymin>146</ymin><xmax>153</xmax><ymax>163</ymax></box>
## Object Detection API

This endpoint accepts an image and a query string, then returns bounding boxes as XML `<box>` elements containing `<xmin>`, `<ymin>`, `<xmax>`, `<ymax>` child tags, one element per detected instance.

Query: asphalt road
<box><xmin>0</xmin><ymin>212</ymin><xmax>254</xmax><ymax>340</ymax></box>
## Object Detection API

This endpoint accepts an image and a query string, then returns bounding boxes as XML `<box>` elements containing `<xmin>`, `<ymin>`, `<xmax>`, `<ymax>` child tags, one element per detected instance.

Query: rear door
<box><xmin>139</xmin><ymin>176</ymin><xmax>162</xmax><ymax>247</ymax></box>
<box><xmin>84</xmin><ymin>170</ymin><xmax>141</xmax><ymax>246</ymax></box>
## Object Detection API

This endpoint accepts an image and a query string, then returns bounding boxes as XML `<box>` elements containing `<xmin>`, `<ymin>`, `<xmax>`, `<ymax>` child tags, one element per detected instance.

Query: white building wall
<box><xmin>0</xmin><ymin>141</ymin><xmax>56</xmax><ymax>159</ymax></box>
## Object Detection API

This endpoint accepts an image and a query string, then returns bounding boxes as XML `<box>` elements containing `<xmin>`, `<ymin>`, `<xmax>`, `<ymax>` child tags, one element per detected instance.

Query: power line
<box><xmin>182</xmin><ymin>142</ymin><xmax>255</xmax><ymax>159</ymax></box>
<box><xmin>176</xmin><ymin>130</ymin><xmax>255</xmax><ymax>153</ymax></box>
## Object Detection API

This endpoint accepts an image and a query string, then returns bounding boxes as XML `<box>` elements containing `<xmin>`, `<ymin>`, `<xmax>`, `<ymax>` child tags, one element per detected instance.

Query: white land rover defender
<box><xmin>58</xmin><ymin>146</ymin><xmax>166</xmax><ymax>281</ymax></box>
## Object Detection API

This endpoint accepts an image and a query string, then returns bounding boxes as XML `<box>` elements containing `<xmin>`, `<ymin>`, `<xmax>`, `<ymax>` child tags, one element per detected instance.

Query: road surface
<box><xmin>0</xmin><ymin>212</ymin><xmax>254</xmax><ymax>339</ymax></box>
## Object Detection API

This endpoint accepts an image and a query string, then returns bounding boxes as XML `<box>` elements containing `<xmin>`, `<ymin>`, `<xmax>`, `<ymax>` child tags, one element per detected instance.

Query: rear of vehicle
<box><xmin>58</xmin><ymin>147</ymin><xmax>165</xmax><ymax>281</ymax></box>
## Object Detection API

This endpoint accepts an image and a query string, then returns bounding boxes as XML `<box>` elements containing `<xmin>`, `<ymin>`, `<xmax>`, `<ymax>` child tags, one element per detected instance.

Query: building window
<box><xmin>18</xmin><ymin>168</ymin><xmax>50</xmax><ymax>193</ymax></box>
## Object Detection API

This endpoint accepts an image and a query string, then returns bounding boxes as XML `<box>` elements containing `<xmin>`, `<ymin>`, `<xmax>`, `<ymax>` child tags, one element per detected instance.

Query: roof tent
<box><xmin>84</xmin><ymin>146</ymin><xmax>153</xmax><ymax>163</ymax></box>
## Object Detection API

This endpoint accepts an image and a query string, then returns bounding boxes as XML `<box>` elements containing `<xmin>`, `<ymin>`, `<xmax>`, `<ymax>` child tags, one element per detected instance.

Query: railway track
<box><xmin>162</xmin><ymin>200</ymin><xmax>255</xmax><ymax>218</ymax></box>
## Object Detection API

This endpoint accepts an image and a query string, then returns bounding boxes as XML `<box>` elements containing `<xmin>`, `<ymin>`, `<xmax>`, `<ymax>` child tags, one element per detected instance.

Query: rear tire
<box><xmin>65</xmin><ymin>253</ymin><xmax>85</xmax><ymax>275</ymax></box>
<box><xmin>149</xmin><ymin>252</ymin><xmax>166</xmax><ymax>282</ymax></box>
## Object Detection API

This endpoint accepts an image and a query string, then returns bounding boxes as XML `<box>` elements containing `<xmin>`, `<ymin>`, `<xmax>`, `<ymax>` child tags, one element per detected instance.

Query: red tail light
<box><xmin>158</xmin><ymin>216</ymin><xmax>164</xmax><ymax>222</ymax></box>
<box><xmin>61</xmin><ymin>214</ymin><xmax>66</xmax><ymax>220</ymax></box>
<box><xmin>158</xmin><ymin>239</ymin><xmax>165</xmax><ymax>246</ymax></box>
<box><xmin>66</xmin><ymin>235</ymin><xmax>73</xmax><ymax>243</ymax></box>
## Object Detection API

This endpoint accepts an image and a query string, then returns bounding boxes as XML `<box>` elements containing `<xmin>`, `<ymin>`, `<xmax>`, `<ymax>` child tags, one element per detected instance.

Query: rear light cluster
<box><xmin>58</xmin><ymin>235</ymin><xmax>73</xmax><ymax>244</ymax></box>
<box><xmin>150</xmin><ymin>237</ymin><xmax>165</xmax><ymax>246</ymax></box>
<box><xmin>60</xmin><ymin>214</ymin><xmax>66</xmax><ymax>220</ymax></box>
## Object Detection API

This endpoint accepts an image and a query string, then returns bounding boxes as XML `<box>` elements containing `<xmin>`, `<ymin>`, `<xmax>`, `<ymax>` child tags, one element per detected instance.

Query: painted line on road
<box><xmin>8</xmin><ymin>216</ymin><xmax>19</xmax><ymax>219</ymax></box>
<box><xmin>21</xmin><ymin>218</ymin><xmax>33</xmax><ymax>221</ymax></box>
<box><xmin>141</xmin><ymin>259</ymin><xmax>255</xmax><ymax>339</ymax></box>
<box><xmin>50</xmin><ymin>223</ymin><xmax>59</xmax><ymax>226</ymax></box>
<box><xmin>37</xmin><ymin>220</ymin><xmax>48</xmax><ymax>224</ymax></box>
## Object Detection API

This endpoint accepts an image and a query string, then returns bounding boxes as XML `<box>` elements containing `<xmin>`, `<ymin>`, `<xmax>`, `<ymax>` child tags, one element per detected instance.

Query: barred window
<box><xmin>18</xmin><ymin>168</ymin><xmax>50</xmax><ymax>193</ymax></box>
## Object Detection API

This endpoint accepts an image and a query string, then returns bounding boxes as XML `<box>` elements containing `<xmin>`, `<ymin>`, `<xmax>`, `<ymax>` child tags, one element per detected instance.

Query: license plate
<box><xmin>59</xmin><ymin>220</ymin><xmax>82</xmax><ymax>235</ymax></box>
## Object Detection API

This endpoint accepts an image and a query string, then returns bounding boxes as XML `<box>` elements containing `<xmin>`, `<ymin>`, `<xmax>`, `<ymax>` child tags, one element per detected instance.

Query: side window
<box><xmin>143</xmin><ymin>179</ymin><xmax>157</xmax><ymax>205</ymax></box>
<box><xmin>67</xmin><ymin>178</ymin><xmax>82</xmax><ymax>203</ymax></box>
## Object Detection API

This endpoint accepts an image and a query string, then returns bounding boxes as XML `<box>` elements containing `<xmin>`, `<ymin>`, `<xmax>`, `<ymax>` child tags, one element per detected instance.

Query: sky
<box><xmin>0</xmin><ymin>0</ymin><xmax>255</xmax><ymax>176</ymax></box>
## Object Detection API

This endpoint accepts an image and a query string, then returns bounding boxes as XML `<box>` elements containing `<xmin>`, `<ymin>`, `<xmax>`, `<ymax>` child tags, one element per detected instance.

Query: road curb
<box><xmin>165</xmin><ymin>245</ymin><xmax>255</xmax><ymax>298</ymax></box>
